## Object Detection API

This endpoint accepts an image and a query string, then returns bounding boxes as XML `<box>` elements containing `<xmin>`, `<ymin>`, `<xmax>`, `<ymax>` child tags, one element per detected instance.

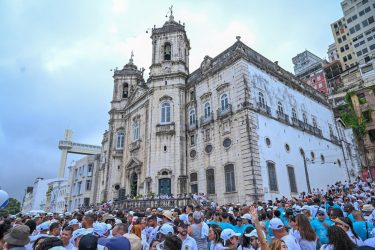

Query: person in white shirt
<box><xmin>177</xmin><ymin>220</ymin><xmax>198</xmax><ymax>250</ymax></box>
<box><xmin>269</xmin><ymin>218</ymin><xmax>301</xmax><ymax>250</ymax></box>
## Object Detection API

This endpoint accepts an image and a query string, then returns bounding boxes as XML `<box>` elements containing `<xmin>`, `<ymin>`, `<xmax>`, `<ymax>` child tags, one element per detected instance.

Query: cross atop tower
<box><xmin>129</xmin><ymin>50</ymin><xmax>134</xmax><ymax>64</ymax></box>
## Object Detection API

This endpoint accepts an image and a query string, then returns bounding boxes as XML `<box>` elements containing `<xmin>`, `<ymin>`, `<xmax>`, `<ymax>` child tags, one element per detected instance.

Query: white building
<box><xmin>46</xmin><ymin>179</ymin><xmax>69</xmax><ymax>213</ymax></box>
<box><xmin>94</xmin><ymin>12</ymin><xmax>358</xmax><ymax>205</ymax></box>
<box><xmin>21</xmin><ymin>177</ymin><xmax>60</xmax><ymax>213</ymax></box>
<box><xmin>67</xmin><ymin>155</ymin><xmax>99</xmax><ymax>211</ymax></box>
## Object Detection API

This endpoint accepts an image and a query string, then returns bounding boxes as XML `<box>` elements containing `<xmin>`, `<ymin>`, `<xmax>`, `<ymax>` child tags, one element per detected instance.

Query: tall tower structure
<box><xmin>146</xmin><ymin>7</ymin><xmax>191</xmax><ymax>196</ymax></box>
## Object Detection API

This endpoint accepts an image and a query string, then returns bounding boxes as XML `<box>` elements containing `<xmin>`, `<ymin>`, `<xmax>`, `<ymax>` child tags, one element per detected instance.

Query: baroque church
<box><xmin>96</xmin><ymin>11</ymin><xmax>357</xmax><ymax>205</ymax></box>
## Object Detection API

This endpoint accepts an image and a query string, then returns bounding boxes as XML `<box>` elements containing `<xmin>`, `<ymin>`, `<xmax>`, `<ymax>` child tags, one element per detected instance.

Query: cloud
<box><xmin>112</xmin><ymin>0</ymin><xmax>128</xmax><ymax>15</ymax></box>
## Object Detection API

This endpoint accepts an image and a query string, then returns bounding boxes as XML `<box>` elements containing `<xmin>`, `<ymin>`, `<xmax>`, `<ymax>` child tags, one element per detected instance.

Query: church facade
<box><xmin>95</xmin><ymin>13</ymin><xmax>359</xmax><ymax>205</ymax></box>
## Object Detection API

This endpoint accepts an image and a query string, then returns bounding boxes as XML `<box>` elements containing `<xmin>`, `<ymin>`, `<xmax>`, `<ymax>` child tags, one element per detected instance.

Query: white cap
<box><xmin>159</xmin><ymin>224</ymin><xmax>174</xmax><ymax>235</ymax></box>
<box><xmin>244</xmin><ymin>229</ymin><xmax>266</xmax><ymax>238</ymax></box>
<box><xmin>71</xmin><ymin>228</ymin><xmax>90</xmax><ymax>242</ymax></box>
<box><xmin>220</xmin><ymin>228</ymin><xmax>241</xmax><ymax>245</ymax></box>
<box><xmin>241</xmin><ymin>213</ymin><xmax>252</xmax><ymax>221</ymax></box>
<box><xmin>269</xmin><ymin>218</ymin><xmax>284</xmax><ymax>230</ymax></box>
<box><xmin>68</xmin><ymin>219</ymin><xmax>79</xmax><ymax>226</ymax></box>
<box><xmin>36</xmin><ymin>221</ymin><xmax>51</xmax><ymax>231</ymax></box>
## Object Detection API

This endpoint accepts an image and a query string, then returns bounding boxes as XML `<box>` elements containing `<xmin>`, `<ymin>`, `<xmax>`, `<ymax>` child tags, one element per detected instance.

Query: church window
<box><xmin>189</xmin><ymin>109</ymin><xmax>196</xmax><ymax>126</ymax></box>
<box><xmin>122</xmin><ymin>83</ymin><xmax>129</xmax><ymax>98</ymax></box>
<box><xmin>116</xmin><ymin>131</ymin><xmax>125</xmax><ymax>149</ymax></box>
<box><xmin>258</xmin><ymin>92</ymin><xmax>266</xmax><ymax>109</ymax></box>
<box><xmin>190</xmin><ymin>91</ymin><xmax>195</xmax><ymax>101</ymax></box>
<box><xmin>164</xmin><ymin>43</ymin><xmax>171</xmax><ymax>60</ymax></box>
<box><xmin>161</xmin><ymin>102</ymin><xmax>171</xmax><ymax>124</ymax></box>
<box><xmin>277</xmin><ymin>101</ymin><xmax>284</xmax><ymax>115</ymax></box>
<box><xmin>302</xmin><ymin>112</ymin><xmax>308</xmax><ymax>124</ymax></box>
<box><xmin>287</xmin><ymin>165</ymin><xmax>298</xmax><ymax>193</ymax></box>
<box><xmin>204</xmin><ymin>102</ymin><xmax>211</xmax><ymax>119</ymax></box>
<box><xmin>206</xmin><ymin>169</ymin><xmax>215</xmax><ymax>195</ymax></box>
<box><xmin>224</xmin><ymin>164</ymin><xmax>236</xmax><ymax>192</ymax></box>
<box><xmin>190</xmin><ymin>173</ymin><xmax>198</xmax><ymax>194</ymax></box>
<box><xmin>267</xmin><ymin>161</ymin><xmax>278</xmax><ymax>192</ymax></box>
<box><xmin>220</xmin><ymin>94</ymin><xmax>229</xmax><ymax>111</ymax></box>
<box><xmin>132</xmin><ymin>122</ymin><xmax>140</xmax><ymax>141</ymax></box>
<box><xmin>292</xmin><ymin>108</ymin><xmax>297</xmax><ymax>120</ymax></box>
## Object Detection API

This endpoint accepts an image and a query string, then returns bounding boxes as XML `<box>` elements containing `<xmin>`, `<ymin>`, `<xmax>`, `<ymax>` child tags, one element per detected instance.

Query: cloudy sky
<box><xmin>0</xmin><ymin>0</ymin><xmax>343</xmax><ymax>201</ymax></box>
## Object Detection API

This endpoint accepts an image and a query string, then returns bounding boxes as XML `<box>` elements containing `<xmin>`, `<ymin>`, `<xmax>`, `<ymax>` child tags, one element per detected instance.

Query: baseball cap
<box><xmin>159</xmin><ymin>224</ymin><xmax>174</xmax><ymax>235</ymax></box>
<box><xmin>36</xmin><ymin>221</ymin><xmax>51</xmax><ymax>231</ymax></box>
<box><xmin>220</xmin><ymin>228</ymin><xmax>240</xmax><ymax>245</ymax></box>
<box><xmin>244</xmin><ymin>229</ymin><xmax>266</xmax><ymax>238</ymax></box>
<box><xmin>71</xmin><ymin>228</ymin><xmax>90</xmax><ymax>242</ymax></box>
<box><xmin>93</xmin><ymin>223</ymin><xmax>108</xmax><ymax>237</ymax></box>
<box><xmin>241</xmin><ymin>213</ymin><xmax>252</xmax><ymax>221</ymax></box>
<box><xmin>68</xmin><ymin>219</ymin><xmax>80</xmax><ymax>226</ymax></box>
<box><xmin>269</xmin><ymin>218</ymin><xmax>284</xmax><ymax>230</ymax></box>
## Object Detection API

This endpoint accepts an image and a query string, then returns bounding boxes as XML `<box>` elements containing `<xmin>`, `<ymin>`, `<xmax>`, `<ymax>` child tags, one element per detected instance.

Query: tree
<box><xmin>0</xmin><ymin>198</ymin><xmax>21</xmax><ymax>217</ymax></box>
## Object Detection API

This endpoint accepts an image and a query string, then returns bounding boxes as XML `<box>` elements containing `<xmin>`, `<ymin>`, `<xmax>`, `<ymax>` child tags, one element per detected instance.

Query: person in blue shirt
<box><xmin>352</xmin><ymin>210</ymin><xmax>374</xmax><ymax>241</ymax></box>
<box><xmin>218</xmin><ymin>212</ymin><xmax>235</xmax><ymax>230</ymax></box>
<box><xmin>325</xmin><ymin>208</ymin><xmax>343</xmax><ymax>226</ymax></box>
<box><xmin>344</xmin><ymin>204</ymin><xmax>356</xmax><ymax>223</ymax></box>
<box><xmin>310</xmin><ymin>210</ymin><xmax>331</xmax><ymax>244</ymax></box>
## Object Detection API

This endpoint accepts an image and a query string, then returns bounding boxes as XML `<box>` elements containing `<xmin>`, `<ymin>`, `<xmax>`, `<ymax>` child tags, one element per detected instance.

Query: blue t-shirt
<box><xmin>353</xmin><ymin>221</ymin><xmax>374</xmax><ymax>241</ymax></box>
<box><xmin>310</xmin><ymin>219</ymin><xmax>330</xmax><ymax>244</ymax></box>
<box><xmin>348</xmin><ymin>213</ymin><xmax>356</xmax><ymax>223</ymax></box>
<box><xmin>218</xmin><ymin>222</ymin><xmax>235</xmax><ymax>231</ymax></box>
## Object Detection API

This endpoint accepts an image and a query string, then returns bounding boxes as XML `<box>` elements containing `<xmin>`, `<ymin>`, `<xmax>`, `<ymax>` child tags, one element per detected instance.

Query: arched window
<box><xmin>258</xmin><ymin>92</ymin><xmax>265</xmax><ymax>108</ymax></box>
<box><xmin>204</xmin><ymin>102</ymin><xmax>211</xmax><ymax>119</ymax></box>
<box><xmin>122</xmin><ymin>83</ymin><xmax>129</xmax><ymax>98</ymax></box>
<box><xmin>116</xmin><ymin>131</ymin><xmax>125</xmax><ymax>149</ymax></box>
<box><xmin>161</xmin><ymin>102</ymin><xmax>171</xmax><ymax>124</ymax></box>
<box><xmin>190</xmin><ymin>172</ymin><xmax>198</xmax><ymax>194</ymax></box>
<box><xmin>132</xmin><ymin>122</ymin><xmax>140</xmax><ymax>141</ymax></box>
<box><xmin>302</xmin><ymin>112</ymin><xmax>308</xmax><ymax>124</ymax></box>
<box><xmin>292</xmin><ymin>108</ymin><xmax>297</xmax><ymax>119</ymax></box>
<box><xmin>189</xmin><ymin>109</ymin><xmax>196</xmax><ymax>126</ymax></box>
<box><xmin>224</xmin><ymin>164</ymin><xmax>236</xmax><ymax>192</ymax></box>
<box><xmin>267</xmin><ymin>161</ymin><xmax>278</xmax><ymax>192</ymax></box>
<box><xmin>220</xmin><ymin>94</ymin><xmax>229</xmax><ymax>111</ymax></box>
<box><xmin>206</xmin><ymin>169</ymin><xmax>215</xmax><ymax>195</ymax></box>
<box><xmin>164</xmin><ymin>43</ymin><xmax>171</xmax><ymax>60</ymax></box>
<box><xmin>277</xmin><ymin>101</ymin><xmax>284</xmax><ymax>114</ymax></box>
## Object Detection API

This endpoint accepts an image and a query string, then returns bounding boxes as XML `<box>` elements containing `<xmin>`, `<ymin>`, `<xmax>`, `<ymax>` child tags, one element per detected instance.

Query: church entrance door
<box><xmin>159</xmin><ymin>178</ymin><xmax>171</xmax><ymax>195</ymax></box>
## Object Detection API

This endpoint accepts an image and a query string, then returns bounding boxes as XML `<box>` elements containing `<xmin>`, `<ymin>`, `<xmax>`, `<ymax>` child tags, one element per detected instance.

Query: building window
<box><xmin>87</xmin><ymin>164</ymin><xmax>93</xmax><ymax>176</ymax></box>
<box><xmin>161</xmin><ymin>102</ymin><xmax>171</xmax><ymax>124</ymax></box>
<box><xmin>258</xmin><ymin>92</ymin><xmax>266</xmax><ymax>108</ymax></box>
<box><xmin>206</xmin><ymin>169</ymin><xmax>215</xmax><ymax>195</ymax></box>
<box><xmin>189</xmin><ymin>109</ymin><xmax>196</xmax><ymax>126</ymax></box>
<box><xmin>277</xmin><ymin>101</ymin><xmax>284</xmax><ymax>114</ymax></box>
<box><xmin>122</xmin><ymin>83</ymin><xmax>129</xmax><ymax>98</ymax></box>
<box><xmin>311</xmin><ymin>151</ymin><xmax>315</xmax><ymax>160</ymax></box>
<box><xmin>164</xmin><ymin>43</ymin><xmax>171</xmax><ymax>60</ymax></box>
<box><xmin>337</xmin><ymin>159</ymin><xmax>341</xmax><ymax>167</ymax></box>
<box><xmin>302</xmin><ymin>113</ymin><xmax>308</xmax><ymax>124</ymax></box>
<box><xmin>205</xmin><ymin>144</ymin><xmax>213</xmax><ymax>154</ymax></box>
<box><xmin>287</xmin><ymin>166</ymin><xmax>298</xmax><ymax>193</ymax></box>
<box><xmin>220</xmin><ymin>93</ymin><xmax>229</xmax><ymax>111</ymax></box>
<box><xmin>190</xmin><ymin>134</ymin><xmax>196</xmax><ymax>146</ymax></box>
<box><xmin>329</xmin><ymin>124</ymin><xmax>333</xmax><ymax>135</ymax></box>
<box><xmin>312</xmin><ymin>117</ymin><xmax>317</xmax><ymax>128</ymax></box>
<box><xmin>321</xmin><ymin>154</ymin><xmax>325</xmax><ymax>164</ymax></box>
<box><xmin>116</xmin><ymin>131</ymin><xmax>125</xmax><ymax>149</ymax></box>
<box><xmin>223</xmin><ymin>138</ymin><xmax>232</xmax><ymax>148</ymax></box>
<box><xmin>267</xmin><ymin>161</ymin><xmax>278</xmax><ymax>192</ymax></box>
<box><xmin>86</xmin><ymin>180</ymin><xmax>92</xmax><ymax>191</ymax></box>
<box><xmin>265</xmin><ymin>137</ymin><xmax>271</xmax><ymax>147</ymax></box>
<box><xmin>292</xmin><ymin>108</ymin><xmax>297</xmax><ymax>120</ymax></box>
<box><xmin>132</xmin><ymin>122</ymin><xmax>140</xmax><ymax>141</ymax></box>
<box><xmin>224</xmin><ymin>164</ymin><xmax>236</xmax><ymax>192</ymax></box>
<box><xmin>204</xmin><ymin>102</ymin><xmax>211</xmax><ymax>119</ymax></box>
<box><xmin>190</xmin><ymin>91</ymin><xmax>195</xmax><ymax>101</ymax></box>
<box><xmin>285</xmin><ymin>143</ymin><xmax>290</xmax><ymax>152</ymax></box>
<box><xmin>190</xmin><ymin>149</ymin><xmax>196</xmax><ymax>158</ymax></box>
<box><xmin>190</xmin><ymin>173</ymin><xmax>198</xmax><ymax>194</ymax></box>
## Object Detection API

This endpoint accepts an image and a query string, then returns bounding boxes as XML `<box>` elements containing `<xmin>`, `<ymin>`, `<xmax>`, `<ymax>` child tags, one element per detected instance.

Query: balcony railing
<box><xmin>199</xmin><ymin>112</ymin><xmax>214</xmax><ymax>126</ymax></box>
<box><xmin>217</xmin><ymin>104</ymin><xmax>232</xmax><ymax>119</ymax></box>
<box><xmin>330</xmin><ymin>133</ymin><xmax>340</xmax><ymax>145</ymax></box>
<box><xmin>112</xmin><ymin>197</ymin><xmax>192</xmax><ymax>210</ymax></box>
<box><xmin>129</xmin><ymin>140</ymin><xmax>141</xmax><ymax>152</ymax></box>
<box><xmin>156</xmin><ymin>122</ymin><xmax>175</xmax><ymax>136</ymax></box>
<box><xmin>256</xmin><ymin>102</ymin><xmax>271</xmax><ymax>116</ymax></box>
<box><xmin>313</xmin><ymin>127</ymin><xmax>323</xmax><ymax>137</ymax></box>
<box><xmin>276</xmin><ymin>110</ymin><xmax>289</xmax><ymax>123</ymax></box>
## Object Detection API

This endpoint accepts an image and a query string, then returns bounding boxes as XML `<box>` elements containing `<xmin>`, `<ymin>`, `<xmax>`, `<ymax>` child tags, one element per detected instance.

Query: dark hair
<box><xmin>24</xmin><ymin>220</ymin><xmax>36</xmax><ymax>235</ymax></box>
<box><xmin>83</xmin><ymin>214</ymin><xmax>95</xmax><ymax>223</ymax></box>
<box><xmin>49</xmin><ymin>222</ymin><xmax>60</xmax><ymax>232</ymax></box>
<box><xmin>33</xmin><ymin>236</ymin><xmax>48</xmax><ymax>250</ymax></box>
<box><xmin>295</xmin><ymin>214</ymin><xmax>316</xmax><ymax>241</ymax></box>
<box><xmin>163</xmin><ymin>235</ymin><xmax>182</xmax><ymax>250</ymax></box>
<box><xmin>241</xmin><ymin>226</ymin><xmax>253</xmax><ymax>248</ymax></box>
<box><xmin>0</xmin><ymin>223</ymin><xmax>11</xmax><ymax>240</ymax></box>
<box><xmin>221</xmin><ymin>212</ymin><xmax>229</xmax><ymax>219</ymax></box>
<box><xmin>79</xmin><ymin>234</ymin><xmax>97</xmax><ymax>250</ymax></box>
<box><xmin>209</xmin><ymin>224</ymin><xmax>222</xmax><ymax>243</ymax></box>
<box><xmin>37</xmin><ymin>237</ymin><xmax>63</xmax><ymax>250</ymax></box>
<box><xmin>274</xmin><ymin>210</ymin><xmax>281</xmax><ymax>218</ymax></box>
<box><xmin>63</xmin><ymin>226</ymin><xmax>74</xmax><ymax>235</ymax></box>
<box><xmin>327</xmin><ymin>226</ymin><xmax>356</xmax><ymax>250</ymax></box>
<box><xmin>339</xmin><ymin>217</ymin><xmax>359</xmax><ymax>239</ymax></box>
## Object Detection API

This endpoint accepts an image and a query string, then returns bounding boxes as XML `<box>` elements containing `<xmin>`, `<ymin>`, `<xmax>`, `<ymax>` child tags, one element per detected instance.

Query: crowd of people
<box><xmin>1</xmin><ymin>176</ymin><xmax>375</xmax><ymax>250</ymax></box>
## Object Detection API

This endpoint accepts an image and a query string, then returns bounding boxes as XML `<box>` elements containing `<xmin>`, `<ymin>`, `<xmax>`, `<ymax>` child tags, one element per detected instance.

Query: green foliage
<box><xmin>0</xmin><ymin>198</ymin><xmax>21</xmax><ymax>217</ymax></box>
<box><xmin>340</xmin><ymin>93</ymin><xmax>367</xmax><ymax>139</ymax></box>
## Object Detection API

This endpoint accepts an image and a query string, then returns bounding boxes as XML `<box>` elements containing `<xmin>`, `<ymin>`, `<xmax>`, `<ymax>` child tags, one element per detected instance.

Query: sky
<box><xmin>0</xmin><ymin>0</ymin><xmax>344</xmax><ymax>201</ymax></box>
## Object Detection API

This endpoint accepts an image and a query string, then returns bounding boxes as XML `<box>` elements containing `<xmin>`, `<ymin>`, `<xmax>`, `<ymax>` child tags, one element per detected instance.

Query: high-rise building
<box><xmin>292</xmin><ymin>50</ymin><xmax>329</xmax><ymax>95</ymax></box>
<box><xmin>327</xmin><ymin>43</ymin><xmax>340</xmax><ymax>62</ymax></box>
<box><xmin>330</xmin><ymin>17</ymin><xmax>358</xmax><ymax>70</ymax></box>
<box><xmin>341</xmin><ymin>0</ymin><xmax>375</xmax><ymax>79</ymax></box>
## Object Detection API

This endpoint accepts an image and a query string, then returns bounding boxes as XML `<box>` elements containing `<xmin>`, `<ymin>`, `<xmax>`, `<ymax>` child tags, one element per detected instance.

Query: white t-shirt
<box><xmin>364</xmin><ymin>237</ymin><xmax>375</xmax><ymax>248</ymax></box>
<box><xmin>281</xmin><ymin>234</ymin><xmax>302</xmax><ymax>250</ymax></box>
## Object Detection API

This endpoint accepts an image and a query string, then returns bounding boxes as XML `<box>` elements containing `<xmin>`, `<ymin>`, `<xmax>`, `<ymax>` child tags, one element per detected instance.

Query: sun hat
<box><xmin>159</xmin><ymin>224</ymin><xmax>174</xmax><ymax>235</ymax></box>
<box><xmin>269</xmin><ymin>218</ymin><xmax>284</xmax><ymax>230</ymax></box>
<box><xmin>162</xmin><ymin>210</ymin><xmax>174</xmax><ymax>221</ymax></box>
<box><xmin>220</xmin><ymin>228</ymin><xmax>240</xmax><ymax>245</ymax></box>
<box><xmin>4</xmin><ymin>225</ymin><xmax>30</xmax><ymax>246</ymax></box>
<box><xmin>362</xmin><ymin>204</ymin><xmax>374</xmax><ymax>212</ymax></box>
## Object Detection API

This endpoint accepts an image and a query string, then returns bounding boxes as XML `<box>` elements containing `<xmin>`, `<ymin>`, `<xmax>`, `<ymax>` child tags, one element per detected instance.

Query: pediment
<box><xmin>127</xmin><ymin>86</ymin><xmax>148</xmax><ymax>106</ymax></box>
<box><xmin>125</xmin><ymin>157</ymin><xmax>142</xmax><ymax>169</ymax></box>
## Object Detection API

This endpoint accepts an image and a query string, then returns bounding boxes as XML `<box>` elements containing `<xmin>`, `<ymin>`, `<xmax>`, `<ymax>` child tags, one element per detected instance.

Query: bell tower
<box><xmin>149</xmin><ymin>6</ymin><xmax>190</xmax><ymax>86</ymax></box>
